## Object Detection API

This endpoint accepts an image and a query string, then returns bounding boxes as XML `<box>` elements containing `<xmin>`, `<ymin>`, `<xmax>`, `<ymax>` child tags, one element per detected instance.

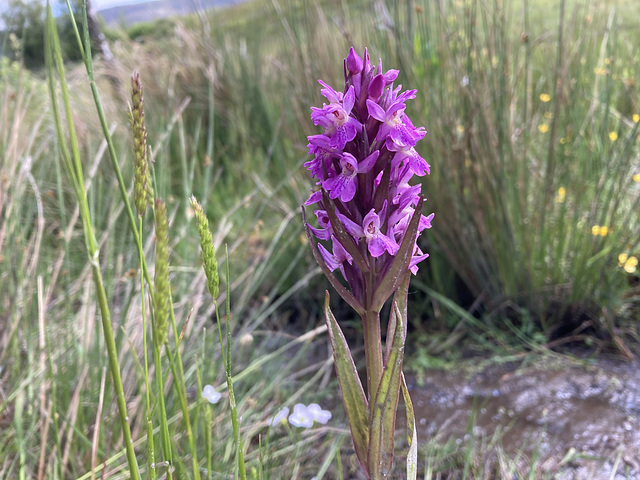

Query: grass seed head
<box><xmin>153</xmin><ymin>198</ymin><xmax>170</xmax><ymax>345</ymax></box>
<box><xmin>130</xmin><ymin>71</ymin><xmax>151</xmax><ymax>215</ymax></box>
<box><xmin>190</xmin><ymin>196</ymin><xmax>219</xmax><ymax>300</ymax></box>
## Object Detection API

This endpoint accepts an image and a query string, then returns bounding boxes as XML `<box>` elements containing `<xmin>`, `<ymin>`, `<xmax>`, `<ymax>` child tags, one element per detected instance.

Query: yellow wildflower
<box><xmin>555</xmin><ymin>187</ymin><xmax>566</xmax><ymax>203</ymax></box>
<box><xmin>538</xmin><ymin>124</ymin><xmax>549</xmax><ymax>133</ymax></box>
<box><xmin>591</xmin><ymin>225</ymin><xmax>609</xmax><ymax>236</ymax></box>
<box><xmin>456</xmin><ymin>125</ymin><xmax>465</xmax><ymax>134</ymax></box>
<box><xmin>620</xmin><ymin>254</ymin><xmax>638</xmax><ymax>273</ymax></box>
<box><xmin>633</xmin><ymin>173</ymin><xmax>640</xmax><ymax>183</ymax></box>
<box><xmin>633</xmin><ymin>114</ymin><xmax>639</xmax><ymax>124</ymax></box>
<box><xmin>540</xmin><ymin>93</ymin><xmax>551</xmax><ymax>103</ymax></box>
<box><xmin>609</xmin><ymin>131</ymin><xmax>618</xmax><ymax>142</ymax></box>
<box><xmin>624</xmin><ymin>256</ymin><xmax>638</xmax><ymax>274</ymax></box>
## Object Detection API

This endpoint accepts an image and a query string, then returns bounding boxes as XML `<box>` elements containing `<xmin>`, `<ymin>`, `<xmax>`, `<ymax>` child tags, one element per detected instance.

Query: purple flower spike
<box><xmin>302</xmin><ymin>49</ymin><xmax>434</xmax><ymax>480</ymax></box>
<box><xmin>303</xmin><ymin>47</ymin><xmax>433</xmax><ymax>307</ymax></box>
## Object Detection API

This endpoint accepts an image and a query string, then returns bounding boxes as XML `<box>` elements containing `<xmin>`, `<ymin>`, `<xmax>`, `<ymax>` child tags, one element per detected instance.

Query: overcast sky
<box><xmin>92</xmin><ymin>0</ymin><xmax>156</xmax><ymax>9</ymax></box>
<box><xmin>0</xmin><ymin>0</ymin><xmax>155</xmax><ymax>12</ymax></box>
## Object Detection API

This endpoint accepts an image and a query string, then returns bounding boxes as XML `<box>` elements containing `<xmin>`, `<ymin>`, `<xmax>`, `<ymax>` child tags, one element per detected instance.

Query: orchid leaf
<box><xmin>390</xmin><ymin>278</ymin><xmax>417</xmax><ymax>479</ymax></box>
<box><xmin>401</xmin><ymin>374</ymin><xmax>417</xmax><ymax>480</ymax></box>
<box><xmin>302</xmin><ymin>207</ymin><xmax>365</xmax><ymax>316</ymax></box>
<box><xmin>372</xmin><ymin>196</ymin><xmax>424</xmax><ymax>311</ymax></box>
<box><xmin>385</xmin><ymin>275</ymin><xmax>410</xmax><ymax>361</ymax></box>
<box><xmin>323</xmin><ymin>292</ymin><xmax>370</xmax><ymax>471</ymax></box>
<box><xmin>368</xmin><ymin>302</ymin><xmax>405</xmax><ymax>479</ymax></box>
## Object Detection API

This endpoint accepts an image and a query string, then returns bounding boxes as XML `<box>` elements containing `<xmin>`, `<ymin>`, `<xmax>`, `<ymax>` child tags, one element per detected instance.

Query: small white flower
<box><xmin>307</xmin><ymin>403</ymin><xmax>332</xmax><ymax>424</ymax></box>
<box><xmin>268</xmin><ymin>407</ymin><xmax>290</xmax><ymax>427</ymax></box>
<box><xmin>202</xmin><ymin>384</ymin><xmax>221</xmax><ymax>404</ymax></box>
<box><xmin>288</xmin><ymin>403</ymin><xmax>314</xmax><ymax>428</ymax></box>
<box><xmin>461</xmin><ymin>75</ymin><xmax>470</xmax><ymax>87</ymax></box>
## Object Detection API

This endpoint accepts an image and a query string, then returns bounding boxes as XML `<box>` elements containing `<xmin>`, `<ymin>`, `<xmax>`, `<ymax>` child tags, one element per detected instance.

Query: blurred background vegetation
<box><xmin>1</xmin><ymin>0</ymin><xmax>640</xmax><ymax>477</ymax></box>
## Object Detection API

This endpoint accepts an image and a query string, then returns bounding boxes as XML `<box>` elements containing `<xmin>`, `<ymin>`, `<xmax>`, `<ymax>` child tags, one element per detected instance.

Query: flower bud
<box><xmin>368</xmin><ymin>74</ymin><xmax>385</xmax><ymax>100</ymax></box>
<box><xmin>346</xmin><ymin>47</ymin><xmax>363</xmax><ymax>75</ymax></box>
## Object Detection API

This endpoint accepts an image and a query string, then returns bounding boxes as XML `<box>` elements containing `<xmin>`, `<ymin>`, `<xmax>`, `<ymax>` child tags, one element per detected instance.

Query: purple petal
<box><xmin>368</xmin><ymin>74</ymin><xmax>385</xmax><ymax>99</ymax></box>
<box><xmin>318</xmin><ymin>79</ymin><xmax>343</xmax><ymax>104</ymax></box>
<box><xmin>366</xmin><ymin>99</ymin><xmax>387</xmax><ymax>122</ymax></box>
<box><xmin>368</xmin><ymin>233</ymin><xmax>399</xmax><ymax>257</ymax></box>
<box><xmin>343</xmin><ymin>86</ymin><xmax>356</xmax><ymax>113</ymax></box>
<box><xmin>356</xmin><ymin>150</ymin><xmax>380</xmax><ymax>174</ymax></box>
<box><xmin>331</xmin><ymin>235</ymin><xmax>353</xmax><ymax>265</ymax></box>
<box><xmin>339</xmin><ymin>178</ymin><xmax>357</xmax><ymax>202</ymax></box>
<box><xmin>338</xmin><ymin>213</ymin><xmax>364</xmax><ymax>238</ymax></box>
<box><xmin>304</xmin><ymin>190</ymin><xmax>322</xmax><ymax>206</ymax></box>
<box><xmin>420</xmin><ymin>213</ymin><xmax>434</xmax><ymax>232</ymax></box>
<box><xmin>384</xmin><ymin>69</ymin><xmax>399</xmax><ymax>84</ymax></box>
<box><xmin>318</xmin><ymin>243</ymin><xmax>341</xmax><ymax>271</ymax></box>
<box><xmin>308</xmin><ymin>223</ymin><xmax>330</xmax><ymax>241</ymax></box>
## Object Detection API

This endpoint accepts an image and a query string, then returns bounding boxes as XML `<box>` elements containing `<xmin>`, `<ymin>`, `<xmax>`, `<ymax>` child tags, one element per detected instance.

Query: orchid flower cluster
<box><xmin>302</xmin><ymin>48</ymin><xmax>432</xmax><ymax>479</ymax></box>
<box><xmin>303</xmin><ymin>47</ymin><xmax>433</xmax><ymax>315</ymax></box>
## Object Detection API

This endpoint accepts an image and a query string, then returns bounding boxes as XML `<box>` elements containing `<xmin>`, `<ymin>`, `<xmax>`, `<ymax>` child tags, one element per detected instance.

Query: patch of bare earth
<box><xmin>404</xmin><ymin>353</ymin><xmax>640</xmax><ymax>478</ymax></box>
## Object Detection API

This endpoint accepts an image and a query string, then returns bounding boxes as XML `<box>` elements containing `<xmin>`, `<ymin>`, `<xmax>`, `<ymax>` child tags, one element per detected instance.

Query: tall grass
<box><xmin>108</xmin><ymin>0</ymin><xmax>640</xmax><ymax>340</ymax></box>
<box><xmin>1</xmin><ymin>0</ymin><xmax>639</xmax><ymax>478</ymax></box>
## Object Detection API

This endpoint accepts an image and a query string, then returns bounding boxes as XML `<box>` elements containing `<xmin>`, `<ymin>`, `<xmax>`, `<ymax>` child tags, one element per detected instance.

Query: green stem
<box><xmin>45</xmin><ymin>7</ymin><xmax>140</xmax><ymax>479</ymax></box>
<box><xmin>64</xmin><ymin>0</ymin><xmax>156</xmax><ymax>297</ymax></box>
<box><xmin>214</xmin><ymin>302</ymin><xmax>247</xmax><ymax>480</ymax></box>
<box><xmin>153</xmin><ymin>339</ymin><xmax>173</xmax><ymax>479</ymax></box>
<box><xmin>139</xmin><ymin>218</ymin><xmax>157</xmax><ymax>480</ymax></box>
<box><xmin>363</xmin><ymin>309</ymin><xmax>383</xmax><ymax>404</ymax></box>
<box><xmin>165</xmin><ymin>331</ymin><xmax>201</xmax><ymax>480</ymax></box>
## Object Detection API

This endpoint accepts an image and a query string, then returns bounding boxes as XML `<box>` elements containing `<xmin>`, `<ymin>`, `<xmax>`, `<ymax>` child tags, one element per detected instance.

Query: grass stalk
<box><xmin>138</xmin><ymin>216</ymin><xmax>157</xmax><ymax>480</ymax></box>
<box><xmin>223</xmin><ymin>245</ymin><xmax>247</xmax><ymax>479</ymax></box>
<box><xmin>45</xmin><ymin>6</ymin><xmax>141</xmax><ymax>479</ymax></box>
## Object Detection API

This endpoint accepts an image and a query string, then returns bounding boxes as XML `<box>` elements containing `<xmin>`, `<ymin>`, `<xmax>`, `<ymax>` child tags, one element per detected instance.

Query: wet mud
<box><xmin>404</xmin><ymin>354</ymin><xmax>640</xmax><ymax>478</ymax></box>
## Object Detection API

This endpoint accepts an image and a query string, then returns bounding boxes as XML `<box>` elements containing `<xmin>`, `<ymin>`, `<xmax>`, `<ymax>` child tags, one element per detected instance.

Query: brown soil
<box><xmin>403</xmin><ymin>353</ymin><xmax>640</xmax><ymax>478</ymax></box>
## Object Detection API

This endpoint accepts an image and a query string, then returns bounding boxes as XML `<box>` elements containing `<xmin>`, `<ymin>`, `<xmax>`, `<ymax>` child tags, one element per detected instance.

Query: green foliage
<box><xmin>1</xmin><ymin>0</ymin><xmax>84</xmax><ymax>67</ymax></box>
<box><xmin>126</xmin><ymin>18</ymin><xmax>175</xmax><ymax>41</ymax></box>
<box><xmin>91</xmin><ymin>0</ymin><xmax>640</xmax><ymax>343</ymax></box>
<box><xmin>2</xmin><ymin>0</ymin><xmax>640</xmax><ymax>478</ymax></box>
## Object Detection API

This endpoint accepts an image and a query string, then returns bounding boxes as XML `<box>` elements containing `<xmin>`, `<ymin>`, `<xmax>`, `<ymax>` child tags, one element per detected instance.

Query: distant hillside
<box><xmin>97</xmin><ymin>0</ymin><xmax>241</xmax><ymax>26</ymax></box>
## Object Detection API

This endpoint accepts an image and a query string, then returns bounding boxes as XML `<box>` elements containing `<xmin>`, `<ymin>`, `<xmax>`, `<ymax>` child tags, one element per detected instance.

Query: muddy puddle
<box><xmin>403</xmin><ymin>353</ymin><xmax>640</xmax><ymax>478</ymax></box>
